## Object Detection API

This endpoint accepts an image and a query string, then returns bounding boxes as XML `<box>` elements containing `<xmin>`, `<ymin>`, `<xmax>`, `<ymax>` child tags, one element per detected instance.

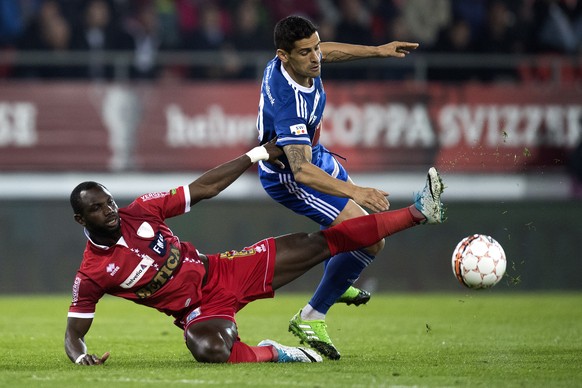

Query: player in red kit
<box><xmin>65</xmin><ymin>141</ymin><xmax>445</xmax><ymax>365</ymax></box>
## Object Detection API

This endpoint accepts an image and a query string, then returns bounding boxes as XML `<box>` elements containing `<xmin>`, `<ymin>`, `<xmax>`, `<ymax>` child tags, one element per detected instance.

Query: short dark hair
<box><xmin>70</xmin><ymin>181</ymin><xmax>105</xmax><ymax>214</ymax></box>
<box><xmin>274</xmin><ymin>15</ymin><xmax>318</xmax><ymax>52</ymax></box>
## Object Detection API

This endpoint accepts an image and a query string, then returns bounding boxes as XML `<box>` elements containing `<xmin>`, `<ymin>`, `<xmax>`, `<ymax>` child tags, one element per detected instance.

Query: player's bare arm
<box><xmin>321</xmin><ymin>41</ymin><xmax>419</xmax><ymax>63</ymax></box>
<box><xmin>284</xmin><ymin>144</ymin><xmax>389</xmax><ymax>213</ymax></box>
<box><xmin>188</xmin><ymin>141</ymin><xmax>283</xmax><ymax>205</ymax></box>
<box><xmin>65</xmin><ymin>317</ymin><xmax>110</xmax><ymax>365</ymax></box>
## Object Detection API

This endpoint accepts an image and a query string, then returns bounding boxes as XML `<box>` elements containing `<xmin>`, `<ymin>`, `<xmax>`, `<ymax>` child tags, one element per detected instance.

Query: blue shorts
<box><xmin>258</xmin><ymin>151</ymin><xmax>349</xmax><ymax>227</ymax></box>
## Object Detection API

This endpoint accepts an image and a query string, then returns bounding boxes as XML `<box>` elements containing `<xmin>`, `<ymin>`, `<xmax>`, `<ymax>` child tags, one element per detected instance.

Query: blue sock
<box><xmin>308</xmin><ymin>249</ymin><xmax>375</xmax><ymax>315</ymax></box>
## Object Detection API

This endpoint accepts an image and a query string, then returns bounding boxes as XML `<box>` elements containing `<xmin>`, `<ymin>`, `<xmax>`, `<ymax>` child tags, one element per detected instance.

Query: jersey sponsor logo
<box><xmin>290</xmin><ymin>124</ymin><xmax>307</xmax><ymax>136</ymax></box>
<box><xmin>149</xmin><ymin>232</ymin><xmax>167</xmax><ymax>256</ymax></box>
<box><xmin>219</xmin><ymin>249</ymin><xmax>254</xmax><ymax>260</ymax></box>
<box><xmin>72</xmin><ymin>276</ymin><xmax>81</xmax><ymax>305</ymax></box>
<box><xmin>219</xmin><ymin>243</ymin><xmax>266</xmax><ymax>260</ymax></box>
<box><xmin>139</xmin><ymin>192</ymin><xmax>168</xmax><ymax>202</ymax></box>
<box><xmin>264</xmin><ymin>63</ymin><xmax>276</xmax><ymax>105</ymax></box>
<box><xmin>135</xmin><ymin>245</ymin><xmax>181</xmax><ymax>299</ymax></box>
<box><xmin>120</xmin><ymin>256</ymin><xmax>155</xmax><ymax>289</ymax></box>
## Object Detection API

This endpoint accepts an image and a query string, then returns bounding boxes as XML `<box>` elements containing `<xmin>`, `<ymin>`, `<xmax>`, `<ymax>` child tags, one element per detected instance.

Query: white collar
<box><xmin>84</xmin><ymin>228</ymin><xmax>128</xmax><ymax>249</ymax></box>
<box><xmin>280</xmin><ymin>61</ymin><xmax>315</xmax><ymax>93</ymax></box>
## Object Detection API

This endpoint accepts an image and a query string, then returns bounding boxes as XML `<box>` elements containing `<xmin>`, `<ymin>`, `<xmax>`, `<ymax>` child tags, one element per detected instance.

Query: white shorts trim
<box><xmin>67</xmin><ymin>312</ymin><xmax>95</xmax><ymax>319</ymax></box>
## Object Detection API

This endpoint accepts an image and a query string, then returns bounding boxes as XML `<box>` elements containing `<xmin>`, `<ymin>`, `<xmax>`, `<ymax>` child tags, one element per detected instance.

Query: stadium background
<box><xmin>0</xmin><ymin>0</ymin><xmax>581</xmax><ymax>293</ymax></box>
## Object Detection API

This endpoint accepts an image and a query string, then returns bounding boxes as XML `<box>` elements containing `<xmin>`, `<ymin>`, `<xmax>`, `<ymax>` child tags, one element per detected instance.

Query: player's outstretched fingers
<box><xmin>77</xmin><ymin>352</ymin><xmax>110</xmax><ymax>366</ymax></box>
<box><xmin>96</xmin><ymin>351</ymin><xmax>110</xmax><ymax>365</ymax></box>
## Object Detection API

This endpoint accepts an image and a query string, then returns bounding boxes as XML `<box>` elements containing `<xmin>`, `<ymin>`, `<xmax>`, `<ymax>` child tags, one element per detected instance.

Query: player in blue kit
<box><xmin>256</xmin><ymin>15</ymin><xmax>420</xmax><ymax>360</ymax></box>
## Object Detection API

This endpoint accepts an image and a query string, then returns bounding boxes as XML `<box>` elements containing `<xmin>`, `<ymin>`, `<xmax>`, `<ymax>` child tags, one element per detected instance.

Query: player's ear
<box><xmin>74</xmin><ymin>213</ymin><xmax>86</xmax><ymax>226</ymax></box>
<box><xmin>276</xmin><ymin>49</ymin><xmax>289</xmax><ymax>63</ymax></box>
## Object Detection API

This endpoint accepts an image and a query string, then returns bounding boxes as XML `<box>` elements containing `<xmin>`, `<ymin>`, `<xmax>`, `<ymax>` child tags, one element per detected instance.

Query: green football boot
<box><xmin>288</xmin><ymin>310</ymin><xmax>340</xmax><ymax>360</ymax></box>
<box><xmin>336</xmin><ymin>285</ymin><xmax>371</xmax><ymax>306</ymax></box>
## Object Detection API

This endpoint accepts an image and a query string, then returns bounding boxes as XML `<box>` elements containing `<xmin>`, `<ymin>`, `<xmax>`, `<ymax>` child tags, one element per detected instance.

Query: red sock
<box><xmin>227</xmin><ymin>341</ymin><xmax>277</xmax><ymax>363</ymax></box>
<box><xmin>321</xmin><ymin>207</ymin><xmax>417</xmax><ymax>257</ymax></box>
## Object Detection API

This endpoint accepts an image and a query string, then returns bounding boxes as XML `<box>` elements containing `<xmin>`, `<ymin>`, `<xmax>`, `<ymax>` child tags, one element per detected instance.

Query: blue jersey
<box><xmin>256</xmin><ymin>56</ymin><xmax>349</xmax><ymax>226</ymax></box>
<box><xmin>257</xmin><ymin>56</ymin><xmax>327</xmax><ymax>174</ymax></box>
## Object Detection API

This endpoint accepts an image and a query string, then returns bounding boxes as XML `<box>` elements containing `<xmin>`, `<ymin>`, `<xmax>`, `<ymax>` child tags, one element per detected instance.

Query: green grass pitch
<box><xmin>1</xmin><ymin>293</ymin><xmax>581</xmax><ymax>387</ymax></box>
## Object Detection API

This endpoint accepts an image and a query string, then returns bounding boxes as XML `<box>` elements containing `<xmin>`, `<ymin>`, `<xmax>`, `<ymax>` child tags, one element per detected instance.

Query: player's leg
<box><xmin>306</xmin><ymin>201</ymin><xmax>383</xmax><ymax>312</ymax></box>
<box><xmin>185</xmin><ymin>318</ymin><xmax>240</xmax><ymax>363</ymax></box>
<box><xmin>279</xmin><ymin>167</ymin><xmax>445</xmax><ymax>358</ymax></box>
<box><xmin>318</xmin><ymin>167</ymin><xmax>446</xmax><ymax>257</ymax></box>
<box><xmin>260</xmin><ymin>155</ymin><xmax>379</xmax><ymax>359</ymax></box>
<box><xmin>273</xmin><ymin>169</ymin><xmax>445</xmax><ymax>288</ymax></box>
<box><xmin>288</xmin><ymin>201</ymin><xmax>382</xmax><ymax>360</ymax></box>
<box><xmin>185</xmin><ymin>318</ymin><xmax>321</xmax><ymax>363</ymax></box>
<box><xmin>258</xmin><ymin>155</ymin><xmax>371</xmax><ymax>307</ymax></box>
<box><xmin>329</xmin><ymin>175</ymin><xmax>385</xmax><ymax>306</ymax></box>
<box><xmin>272</xmin><ymin>207</ymin><xmax>417</xmax><ymax>287</ymax></box>
<box><xmin>185</xmin><ymin>248</ymin><xmax>323</xmax><ymax>364</ymax></box>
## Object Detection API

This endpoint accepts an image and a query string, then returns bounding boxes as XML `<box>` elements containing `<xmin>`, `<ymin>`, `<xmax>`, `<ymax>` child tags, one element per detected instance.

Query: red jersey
<box><xmin>68</xmin><ymin>185</ymin><xmax>207</xmax><ymax>322</ymax></box>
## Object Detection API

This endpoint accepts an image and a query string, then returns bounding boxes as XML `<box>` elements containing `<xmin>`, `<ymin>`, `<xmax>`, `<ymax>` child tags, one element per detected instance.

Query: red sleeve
<box><xmin>67</xmin><ymin>272</ymin><xmax>105</xmax><ymax>318</ymax></box>
<box><xmin>128</xmin><ymin>185</ymin><xmax>189</xmax><ymax>221</ymax></box>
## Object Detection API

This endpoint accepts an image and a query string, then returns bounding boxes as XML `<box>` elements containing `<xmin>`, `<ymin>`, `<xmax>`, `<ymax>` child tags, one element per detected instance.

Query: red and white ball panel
<box><xmin>452</xmin><ymin>234</ymin><xmax>507</xmax><ymax>289</ymax></box>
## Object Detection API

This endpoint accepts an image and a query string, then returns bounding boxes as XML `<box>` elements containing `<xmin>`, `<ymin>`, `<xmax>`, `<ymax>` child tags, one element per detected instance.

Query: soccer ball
<box><xmin>451</xmin><ymin>234</ymin><xmax>507</xmax><ymax>289</ymax></box>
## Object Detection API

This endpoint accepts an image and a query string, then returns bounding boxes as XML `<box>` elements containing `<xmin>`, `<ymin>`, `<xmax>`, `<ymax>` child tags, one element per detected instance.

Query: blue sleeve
<box><xmin>274</xmin><ymin>96</ymin><xmax>312</xmax><ymax>148</ymax></box>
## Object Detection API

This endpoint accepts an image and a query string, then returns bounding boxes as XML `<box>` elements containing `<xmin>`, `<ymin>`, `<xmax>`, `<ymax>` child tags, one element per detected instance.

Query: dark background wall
<box><xmin>1</xmin><ymin>198</ymin><xmax>579</xmax><ymax>294</ymax></box>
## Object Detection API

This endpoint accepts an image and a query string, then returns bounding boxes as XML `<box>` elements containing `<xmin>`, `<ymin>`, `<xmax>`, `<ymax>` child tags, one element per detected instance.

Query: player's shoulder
<box><xmin>264</xmin><ymin>58</ymin><xmax>291</xmax><ymax>89</ymax></box>
<box><xmin>126</xmin><ymin>189</ymin><xmax>177</xmax><ymax>214</ymax></box>
<box><xmin>135</xmin><ymin>191</ymin><xmax>173</xmax><ymax>204</ymax></box>
<box><xmin>78</xmin><ymin>249</ymin><xmax>109</xmax><ymax>280</ymax></box>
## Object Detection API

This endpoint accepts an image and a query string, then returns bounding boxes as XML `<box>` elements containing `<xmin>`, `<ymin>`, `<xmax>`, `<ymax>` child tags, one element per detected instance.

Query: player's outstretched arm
<box><xmin>321</xmin><ymin>41</ymin><xmax>419</xmax><ymax>63</ymax></box>
<box><xmin>284</xmin><ymin>144</ymin><xmax>389</xmax><ymax>213</ymax></box>
<box><xmin>188</xmin><ymin>140</ymin><xmax>283</xmax><ymax>206</ymax></box>
<box><xmin>65</xmin><ymin>317</ymin><xmax>110</xmax><ymax>365</ymax></box>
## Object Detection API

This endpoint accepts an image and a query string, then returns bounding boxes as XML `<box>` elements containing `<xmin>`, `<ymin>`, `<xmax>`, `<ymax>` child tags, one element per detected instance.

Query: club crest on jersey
<box><xmin>137</xmin><ymin>222</ymin><xmax>155</xmax><ymax>238</ymax></box>
<box><xmin>149</xmin><ymin>232</ymin><xmax>167</xmax><ymax>256</ymax></box>
<box><xmin>290</xmin><ymin>124</ymin><xmax>307</xmax><ymax>136</ymax></box>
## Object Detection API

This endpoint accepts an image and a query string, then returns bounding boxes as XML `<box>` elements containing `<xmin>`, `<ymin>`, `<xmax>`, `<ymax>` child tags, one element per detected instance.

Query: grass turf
<box><xmin>0</xmin><ymin>293</ymin><xmax>581</xmax><ymax>387</ymax></box>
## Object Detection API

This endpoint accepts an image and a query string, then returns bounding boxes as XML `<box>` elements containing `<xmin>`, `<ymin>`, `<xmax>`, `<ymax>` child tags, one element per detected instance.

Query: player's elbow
<box><xmin>203</xmin><ymin>185</ymin><xmax>222</xmax><ymax>199</ymax></box>
<box><xmin>189</xmin><ymin>183</ymin><xmax>220</xmax><ymax>201</ymax></box>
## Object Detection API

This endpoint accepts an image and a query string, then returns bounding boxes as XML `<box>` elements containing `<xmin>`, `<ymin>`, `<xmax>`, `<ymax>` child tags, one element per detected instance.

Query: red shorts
<box><xmin>179</xmin><ymin>238</ymin><xmax>276</xmax><ymax>332</ymax></box>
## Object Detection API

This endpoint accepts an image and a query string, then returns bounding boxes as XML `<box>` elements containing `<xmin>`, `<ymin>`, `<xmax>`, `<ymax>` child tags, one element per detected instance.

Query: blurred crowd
<box><xmin>1</xmin><ymin>0</ymin><xmax>582</xmax><ymax>82</ymax></box>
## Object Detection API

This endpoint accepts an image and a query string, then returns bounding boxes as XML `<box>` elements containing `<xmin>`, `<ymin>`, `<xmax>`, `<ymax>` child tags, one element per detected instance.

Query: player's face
<box><xmin>279</xmin><ymin>32</ymin><xmax>321</xmax><ymax>87</ymax></box>
<box><xmin>76</xmin><ymin>186</ymin><xmax>121</xmax><ymax>237</ymax></box>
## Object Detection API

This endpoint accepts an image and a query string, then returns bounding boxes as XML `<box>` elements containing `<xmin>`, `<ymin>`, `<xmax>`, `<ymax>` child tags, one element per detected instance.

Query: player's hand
<box><xmin>377</xmin><ymin>41</ymin><xmax>419</xmax><ymax>58</ymax></box>
<box><xmin>263</xmin><ymin>138</ymin><xmax>285</xmax><ymax>169</ymax></box>
<box><xmin>352</xmin><ymin>187</ymin><xmax>390</xmax><ymax>213</ymax></box>
<box><xmin>76</xmin><ymin>352</ymin><xmax>110</xmax><ymax>366</ymax></box>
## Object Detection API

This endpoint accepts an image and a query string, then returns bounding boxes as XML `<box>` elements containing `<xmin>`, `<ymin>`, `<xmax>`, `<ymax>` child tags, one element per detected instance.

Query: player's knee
<box><xmin>365</xmin><ymin>238</ymin><xmax>385</xmax><ymax>256</ymax></box>
<box><xmin>186</xmin><ymin>333</ymin><xmax>231</xmax><ymax>363</ymax></box>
